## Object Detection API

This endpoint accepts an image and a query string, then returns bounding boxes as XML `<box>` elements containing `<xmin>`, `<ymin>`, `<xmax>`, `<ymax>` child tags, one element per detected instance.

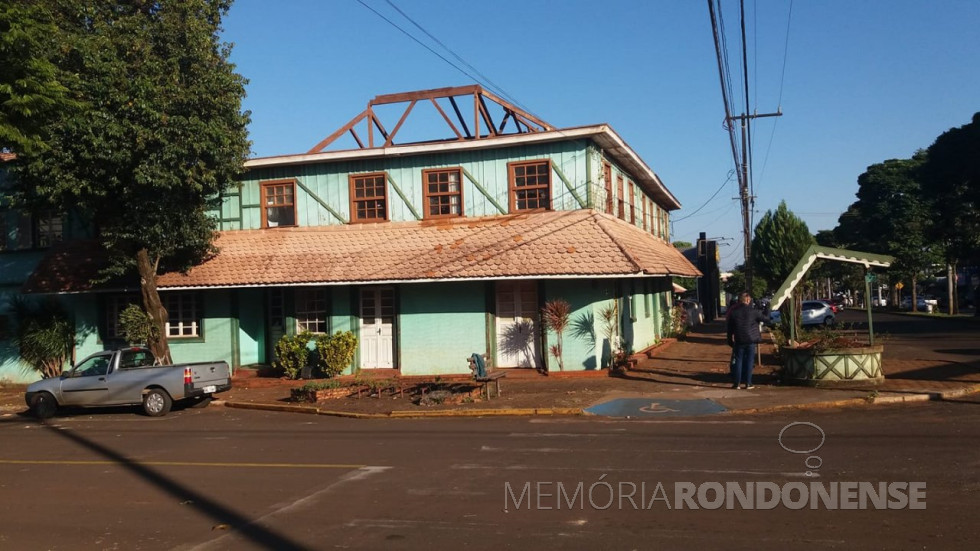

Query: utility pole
<box><xmin>728</xmin><ymin>110</ymin><xmax>781</xmax><ymax>291</ymax></box>
<box><xmin>707</xmin><ymin>0</ymin><xmax>782</xmax><ymax>292</ymax></box>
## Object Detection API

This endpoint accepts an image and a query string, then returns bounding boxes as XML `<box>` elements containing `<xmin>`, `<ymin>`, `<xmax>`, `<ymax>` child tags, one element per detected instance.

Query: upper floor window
<box><xmin>350</xmin><ymin>173</ymin><xmax>388</xmax><ymax>222</ymax></box>
<box><xmin>0</xmin><ymin>210</ymin><xmax>60</xmax><ymax>250</ymax></box>
<box><xmin>36</xmin><ymin>212</ymin><xmax>64</xmax><ymax>247</ymax></box>
<box><xmin>423</xmin><ymin>168</ymin><xmax>463</xmax><ymax>218</ymax></box>
<box><xmin>616</xmin><ymin>176</ymin><xmax>625</xmax><ymax>219</ymax></box>
<box><xmin>603</xmin><ymin>162</ymin><xmax>613</xmax><ymax>214</ymax></box>
<box><xmin>628</xmin><ymin>181</ymin><xmax>636</xmax><ymax>224</ymax></box>
<box><xmin>508</xmin><ymin>160</ymin><xmax>551</xmax><ymax>212</ymax></box>
<box><xmin>641</xmin><ymin>197</ymin><xmax>648</xmax><ymax>231</ymax></box>
<box><xmin>261</xmin><ymin>180</ymin><xmax>296</xmax><ymax>228</ymax></box>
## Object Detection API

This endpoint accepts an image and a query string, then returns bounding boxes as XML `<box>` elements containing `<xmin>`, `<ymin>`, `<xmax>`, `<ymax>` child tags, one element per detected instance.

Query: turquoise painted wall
<box><xmin>231</xmin><ymin>141</ymin><xmax>595</xmax><ymax>229</ymax></box>
<box><xmin>169</xmin><ymin>291</ymin><xmax>234</xmax><ymax>368</ymax></box>
<box><xmin>398</xmin><ymin>282</ymin><xmax>487</xmax><ymax>376</ymax></box>
<box><xmin>541</xmin><ymin>280</ymin><xmax>617</xmax><ymax>371</ymax></box>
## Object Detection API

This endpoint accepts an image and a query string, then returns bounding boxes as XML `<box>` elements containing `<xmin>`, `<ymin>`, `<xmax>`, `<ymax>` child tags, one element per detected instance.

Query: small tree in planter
<box><xmin>315</xmin><ymin>331</ymin><xmax>358</xmax><ymax>377</ymax></box>
<box><xmin>274</xmin><ymin>331</ymin><xmax>314</xmax><ymax>380</ymax></box>
<box><xmin>541</xmin><ymin>299</ymin><xmax>571</xmax><ymax>371</ymax></box>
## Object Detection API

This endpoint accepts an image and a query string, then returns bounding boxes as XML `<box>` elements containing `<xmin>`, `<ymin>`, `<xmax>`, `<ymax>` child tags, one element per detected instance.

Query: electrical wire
<box><xmin>673</xmin><ymin>170</ymin><xmax>736</xmax><ymax>222</ymax></box>
<box><xmin>754</xmin><ymin>0</ymin><xmax>793</xmax><ymax>193</ymax></box>
<box><xmin>353</xmin><ymin>0</ymin><xmax>484</xmax><ymax>86</ymax></box>
<box><xmin>383</xmin><ymin>0</ymin><xmax>531</xmax><ymax>116</ymax></box>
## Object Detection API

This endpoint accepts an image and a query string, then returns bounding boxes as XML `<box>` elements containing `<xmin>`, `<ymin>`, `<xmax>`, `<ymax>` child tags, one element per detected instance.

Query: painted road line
<box><xmin>0</xmin><ymin>459</ymin><xmax>369</xmax><ymax>469</ymax></box>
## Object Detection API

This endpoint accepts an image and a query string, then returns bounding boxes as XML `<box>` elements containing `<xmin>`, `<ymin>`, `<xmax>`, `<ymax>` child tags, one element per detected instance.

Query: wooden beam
<box><xmin>371</xmin><ymin>85</ymin><xmax>482</xmax><ymax>105</ymax></box>
<box><xmin>477</xmin><ymin>95</ymin><xmax>498</xmax><ymax>137</ymax></box>
<box><xmin>371</xmin><ymin>111</ymin><xmax>391</xmax><ymax>141</ymax></box>
<box><xmin>449</xmin><ymin>97</ymin><xmax>471</xmax><ymax>138</ymax></box>
<box><xmin>307</xmin><ymin>110</ymin><xmax>367</xmax><ymax>153</ymax></box>
<box><xmin>429</xmin><ymin>97</ymin><xmax>463</xmax><ymax>139</ymax></box>
<box><xmin>480</xmin><ymin>88</ymin><xmax>554</xmax><ymax>131</ymax></box>
<box><xmin>384</xmin><ymin>99</ymin><xmax>417</xmax><ymax>147</ymax></box>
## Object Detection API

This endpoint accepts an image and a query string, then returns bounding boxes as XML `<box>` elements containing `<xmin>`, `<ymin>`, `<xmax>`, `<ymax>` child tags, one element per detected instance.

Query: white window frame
<box><xmin>162</xmin><ymin>293</ymin><xmax>201</xmax><ymax>338</ymax></box>
<box><xmin>295</xmin><ymin>288</ymin><xmax>328</xmax><ymax>334</ymax></box>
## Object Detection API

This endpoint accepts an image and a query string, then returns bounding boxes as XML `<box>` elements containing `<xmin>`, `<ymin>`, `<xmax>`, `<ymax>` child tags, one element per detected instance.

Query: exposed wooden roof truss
<box><xmin>308</xmin><ymin>85</ymin><xmax>556</xmax><ymax>153</ymax></box>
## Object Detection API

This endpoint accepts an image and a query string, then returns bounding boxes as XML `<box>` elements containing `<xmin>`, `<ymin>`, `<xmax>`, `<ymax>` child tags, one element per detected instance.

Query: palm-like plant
<box><xmin>541</xmin><ymin>299</ymin><xmax>572</xmax><ymax>371</ymax></box>
<box><xmin>10</xmin><ymin>297</ymin><xmax>74</xmax><ymax>378</ymax></box>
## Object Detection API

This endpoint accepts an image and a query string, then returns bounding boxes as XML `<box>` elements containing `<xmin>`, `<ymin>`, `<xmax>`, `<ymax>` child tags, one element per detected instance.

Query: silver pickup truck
<box><xmin>24</xmin><ymin>347</ymin><xmax>231</xmax><ymax>418</ymax></box>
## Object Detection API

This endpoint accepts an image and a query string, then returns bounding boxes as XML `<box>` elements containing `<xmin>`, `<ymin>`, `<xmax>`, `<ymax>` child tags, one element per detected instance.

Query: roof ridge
<box><xmin>591</xmin><ymin>211</ymin><xmax>643</xmax><ymax>273</ymax></box>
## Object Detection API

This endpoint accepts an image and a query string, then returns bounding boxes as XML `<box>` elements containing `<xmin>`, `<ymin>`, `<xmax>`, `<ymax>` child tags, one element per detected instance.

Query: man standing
<box><xmin>726</xmin><ymin>292</ymin><xmax>769</xmax><ymax>389</ymax></box>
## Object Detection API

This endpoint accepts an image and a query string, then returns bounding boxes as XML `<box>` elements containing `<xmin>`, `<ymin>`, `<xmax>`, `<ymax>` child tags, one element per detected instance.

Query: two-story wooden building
<box><xmin>6</xmin><ymin>86</ymin><xmax>699</xmax><ymax>381</ymax></box>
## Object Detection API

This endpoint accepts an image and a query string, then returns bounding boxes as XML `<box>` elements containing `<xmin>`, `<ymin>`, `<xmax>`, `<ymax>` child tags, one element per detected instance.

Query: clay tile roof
<box><xmin>22</xmin><ymin>210</ymin><xmax>700</xmax><ymax>293</ymax></box>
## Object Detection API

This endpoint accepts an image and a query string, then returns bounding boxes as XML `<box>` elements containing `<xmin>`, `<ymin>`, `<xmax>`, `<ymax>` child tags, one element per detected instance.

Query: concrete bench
<box><xmin>467</xmin><ymin>354</ymin><xmax>505</xmax><ymax>400</ymax></box>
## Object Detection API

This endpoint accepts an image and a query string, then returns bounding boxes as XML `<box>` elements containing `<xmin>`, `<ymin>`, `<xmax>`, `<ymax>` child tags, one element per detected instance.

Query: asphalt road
<box><xmin>837</xmin><ymin>309</ymin><xmax>980</xmax><ymax>365</ymax></box>
<box><xmin>2</xmin><ymin>399</ymin><xmax>979</xmax><ymax>550</ymax></box>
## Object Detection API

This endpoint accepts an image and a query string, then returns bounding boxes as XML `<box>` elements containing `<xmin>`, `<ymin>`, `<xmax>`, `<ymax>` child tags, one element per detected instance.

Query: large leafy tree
<box><xmin>0</xmin><ymin>1</ymin><xmax>80</xmax><ymax>154</ymax></box>
<box><xmin>919</xmin><ymin>113</ymin><xmax>980</xmax><ymax>313</ymax></box>
<box><xmin>12</xmin><ymin>0</ymin><xmax>251</xmax><ymax>363</ymax></box>
<box><xmin>835</xmin><ymin>154</ymin><xmax>940</xmax><ymax>308</ymax></box>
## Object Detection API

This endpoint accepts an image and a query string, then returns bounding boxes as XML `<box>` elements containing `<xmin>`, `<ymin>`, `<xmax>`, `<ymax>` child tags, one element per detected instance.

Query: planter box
<box><xmin>782</xmin><ymin>344</ymin><xmax>884</xmax><ymax>386</ymax></box>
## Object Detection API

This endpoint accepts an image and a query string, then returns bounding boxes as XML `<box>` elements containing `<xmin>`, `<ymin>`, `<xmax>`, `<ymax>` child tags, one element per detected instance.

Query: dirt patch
<box><xmin>220</xmin><ymin>372</ymin><xmax>667</xmax><ymax>415</ymax></box>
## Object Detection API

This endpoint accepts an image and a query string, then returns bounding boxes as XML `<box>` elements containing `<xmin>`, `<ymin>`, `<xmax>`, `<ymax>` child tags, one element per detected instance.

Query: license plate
<box><xmin>203</xmin><ymin>385</ymin><xmax>216</xmax><ymax>394</ymax></box>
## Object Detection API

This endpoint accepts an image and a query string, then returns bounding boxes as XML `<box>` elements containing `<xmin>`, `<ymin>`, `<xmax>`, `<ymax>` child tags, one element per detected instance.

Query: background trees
<box><xmin>919</xmin><ymin>113</ymin><xmax>980</xmax><ymax>313</ymax></box>
<box><xmin>833</xmin><ymin>153</ymin><xmax>939</xmax><ymax>308</ymax></box>
<box><xmin>10</xmin><ymin>0</ymin><xmax>251</xmax><ymax>363</ymax></box>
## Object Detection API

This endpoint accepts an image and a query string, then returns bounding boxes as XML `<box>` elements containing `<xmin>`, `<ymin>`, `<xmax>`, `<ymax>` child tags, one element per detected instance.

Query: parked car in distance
<box><xmin>900</xmin><ymin>295</ymin><xmax>938</xmax><ymax>311</ymax></box>
<box><xmin>769</xmin><ymin>301</ymin><xmax>836</xmax><ymax>326</ymax></box>
<box><xmin>677</xmin><ymin>299</ymin><xmax>704</xmax><ymax>327</ymax></box>
<box><xmin>819</xmin><ymin>298</ymin><xmax>844</xmax><ymax>313</ymax></box>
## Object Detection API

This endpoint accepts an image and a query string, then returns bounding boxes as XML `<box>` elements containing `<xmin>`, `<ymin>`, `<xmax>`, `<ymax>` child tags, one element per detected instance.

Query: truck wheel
<box><xmin>142</xmin><ymin>389</ymin><xmax>173</xmax><ymax>417</ymax></box>
<box><xmin>188</xmin><ymin>396</ymin><xmax>213</xmax><ymax>409</ymax></box>
<box><xmin>31</xmin><ymin>392</ymin><xmax>58</xmax><ymax>419</ymax></box>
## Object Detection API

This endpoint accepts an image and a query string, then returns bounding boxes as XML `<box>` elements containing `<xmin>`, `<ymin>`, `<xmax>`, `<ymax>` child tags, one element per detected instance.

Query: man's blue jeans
<box><xmin>731</xmin><ymin>343</ymin><xmax>756</xmax><ymax>387</ymax></box>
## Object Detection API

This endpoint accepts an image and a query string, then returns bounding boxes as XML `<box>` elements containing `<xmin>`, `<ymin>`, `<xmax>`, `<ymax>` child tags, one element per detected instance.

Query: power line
<box><xmin>353</xmin><ymin>0</ymin><xmax>483</xmax><ymax>85</ymax></box>
<box><xmin>673</xmin><ymin>170</ymin><xmax>736</xmax><ymax>222</ymax></box>
<box><xmin>383</xmin><ymin>0</ymin><xmax>528</xmax><ymax>114</ymax></box>
<box><xmin>754</xmin><ymin>0</ymin><xmax>794</xmax><ymax>194</ymax></box>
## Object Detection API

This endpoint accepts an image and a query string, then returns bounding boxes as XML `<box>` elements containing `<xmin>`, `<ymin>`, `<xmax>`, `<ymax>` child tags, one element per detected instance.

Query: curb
<box><xmin>220</xmin><ymin>400</ymin><xmax>585</xmax><ymax>418</ymax></box>
<box><xmin>218</xmin><ymin>383</ymin><xmax>980</xmax><ymax>419</ymax></box>
<box><xmin>935</xmin><ymin>383</ymin><xmax>980</xmax><ymax>400</ymax></box>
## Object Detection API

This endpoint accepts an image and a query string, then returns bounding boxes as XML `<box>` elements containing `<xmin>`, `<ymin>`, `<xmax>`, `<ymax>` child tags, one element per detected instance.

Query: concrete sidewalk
<box><xmin>215</xmin><ymin>319</ymin><xmax>980</xmax><ymax>419</ymax></box>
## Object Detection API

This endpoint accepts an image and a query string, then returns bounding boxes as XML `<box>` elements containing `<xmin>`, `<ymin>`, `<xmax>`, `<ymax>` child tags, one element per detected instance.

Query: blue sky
<box><xmin>221</xmin><ymin>0</ymin><xmax>980</xmax><ymax>270</ymax></box>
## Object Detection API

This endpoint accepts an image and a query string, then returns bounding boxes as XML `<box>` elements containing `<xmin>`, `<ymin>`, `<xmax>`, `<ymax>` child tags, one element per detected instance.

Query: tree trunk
<box><xmin>947</xmin><ymin>263</ymin><xmax>956</xmax><ymax>315</ymax></box>
<box><xmin>910</xmin><ymin>275</ymin><xmax>918</xmax><ymax>312</ymax></box>
<box><xmin>136</xmin><ymin>248</ymin><xmax>172</xmax><ymax>365</ymax></box>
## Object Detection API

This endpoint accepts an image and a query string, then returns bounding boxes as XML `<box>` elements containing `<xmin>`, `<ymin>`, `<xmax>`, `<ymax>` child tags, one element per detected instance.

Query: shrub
<box><xmin>274</xmin><ymin>331</ymin><xmax>314</xmax><ymax>380</ymax></box>
<box><xmin>10</xmin><ymin>297</ymin><xmax>74</xmax><ymax>378</ymax></box>
<box><xmin>315</xmin><ymin>331</ymin><xmax>358</xmax><ymax>377</ymax></box>
<box><xmin>118</xmin><ymin>303</ymin><xmax>158</xmax><ymax>345</ymax></box>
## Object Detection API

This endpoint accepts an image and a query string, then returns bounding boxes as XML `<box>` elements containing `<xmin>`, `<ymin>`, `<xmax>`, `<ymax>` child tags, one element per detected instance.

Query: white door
<box><xmin>495</xmin><ymin>281</ymin><xmax>540</xmax><ymax>368</ymax></box>
<box><xmin>360</xmin><ymin>287</ymin><xmax>395</xmax><ymax>369</ymax></box>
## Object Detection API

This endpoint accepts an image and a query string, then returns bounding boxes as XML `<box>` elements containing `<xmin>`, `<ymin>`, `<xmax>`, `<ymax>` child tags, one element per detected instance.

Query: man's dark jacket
<box><xmin>726</xmin><ymin>304</ymin><xmax>769</xmax><ymax>346</ymax></box>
